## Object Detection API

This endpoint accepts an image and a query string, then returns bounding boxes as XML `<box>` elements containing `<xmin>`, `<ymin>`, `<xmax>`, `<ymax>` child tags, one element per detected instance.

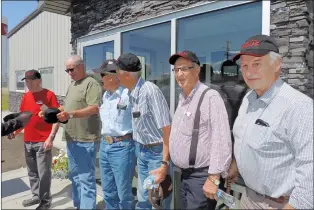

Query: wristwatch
<box><xmin>208</xmin><ymin>177</ymin><xmax>220</xmax><ymax>186</ymax></box>
<box><xmin>161</xmin><ymin>160</ymin><xmax>170</xmax><ymax>166</ymax></box>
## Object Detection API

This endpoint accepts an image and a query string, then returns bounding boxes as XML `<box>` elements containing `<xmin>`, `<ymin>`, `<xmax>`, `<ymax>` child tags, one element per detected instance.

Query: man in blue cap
<box><xmin>116</xmin><ymin>53</ymin><xmax>172</xmax><ymax>210</ymax></box>
<box><xmin>98</xmin><ymin>59</ymin><xmax>136</xmax><ymax>209</ymax></box>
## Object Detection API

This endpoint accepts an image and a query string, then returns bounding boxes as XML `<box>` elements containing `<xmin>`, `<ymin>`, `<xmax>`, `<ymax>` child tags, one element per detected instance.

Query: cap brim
<box><xmin>169</xmin><ymin>54</ymin><xmax>183</xmax><ymax>65</ymax></box>
<box><xmin>232</xmin><ymin>50</ymin><xmax>270</xmax><ymax>62</ymax></box>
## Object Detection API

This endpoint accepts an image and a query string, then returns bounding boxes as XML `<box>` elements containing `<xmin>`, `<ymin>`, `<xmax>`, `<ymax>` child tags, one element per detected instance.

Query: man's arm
<box><xmin>285</xmin><ymin>102</ymin><xmax>313</xmax><ymax>210</ymax></box>
<box><xmin>161</xmin><ymin>125</ymin><xmax>171</xmax><ymax>163</ymax></box>
<box><xmin>207</xmin><ymin>94</ymin><xmax>232</xmax><ymax>178</ymax></box>
<box><xmin>70</xmin><ymin>105</ymin><xmax>99</xmax><ymax>118</ymax></box>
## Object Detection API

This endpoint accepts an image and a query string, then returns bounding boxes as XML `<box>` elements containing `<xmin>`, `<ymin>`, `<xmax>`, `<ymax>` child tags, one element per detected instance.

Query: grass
<box><xmin>1</xmin><ymin>88</ymin><xmax>9</xmax><ymax>111</ymax></box>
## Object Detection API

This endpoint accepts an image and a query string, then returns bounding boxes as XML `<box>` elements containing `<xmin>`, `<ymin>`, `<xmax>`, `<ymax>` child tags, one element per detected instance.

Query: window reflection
<box><xmin>175</xmin><ymin>1</ymin><xmax>262</xmax><ymax>107</ymax></box>
<box><xmin>83</xmin><ymin>41</ymin><xmax>114</xmax><ymax>85</ymax></box>
<box><xmin>122</xmin><ymin>22</ymin><xmax>171</xmax><ymax>106</ymax></box>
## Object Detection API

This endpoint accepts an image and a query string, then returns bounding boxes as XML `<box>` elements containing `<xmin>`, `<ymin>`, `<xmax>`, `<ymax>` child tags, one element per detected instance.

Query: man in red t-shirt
<box><xmin>10</xmin><ymin>70</ymin><xmax>60</xmax><ymax>210</ymax></box>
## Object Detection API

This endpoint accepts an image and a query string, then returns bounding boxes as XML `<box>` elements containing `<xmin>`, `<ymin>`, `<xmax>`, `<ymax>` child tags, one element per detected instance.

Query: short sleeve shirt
<box><xmin>62</xmin><ymin>76</ymin><xmax>101</xmax><ymax>142</ymax></box>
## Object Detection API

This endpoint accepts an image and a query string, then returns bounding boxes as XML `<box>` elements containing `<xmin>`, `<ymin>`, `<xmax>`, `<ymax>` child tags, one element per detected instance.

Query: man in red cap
<box><xmin>228</xmin><ymin>34</ymin><xmax>313</xmax><ymax>209</ymax></box>
<box><xmin>168</xmin><ymin>50</ymin><xmax>232</xmax><ymax>210</ymax></box>
<box><xmin>10</xmin><ymin>69</ymin><xmax>60</xmax><ymax>210</ymax></box>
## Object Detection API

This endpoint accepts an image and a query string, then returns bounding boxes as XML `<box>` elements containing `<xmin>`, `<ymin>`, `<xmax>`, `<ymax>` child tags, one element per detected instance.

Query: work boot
<box><xmin>35</xmin><ymin>199</ymin><xmax>52</xmax><ymax>210</ymax></box>
<box><xmin>22</xmin><ymin>196</ymin><xmax>40</xmax><ymax>207</ymax></box>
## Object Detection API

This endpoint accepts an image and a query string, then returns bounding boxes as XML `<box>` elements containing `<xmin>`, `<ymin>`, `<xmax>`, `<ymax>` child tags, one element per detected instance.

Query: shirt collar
<box><xmin>247</xmin><ymin>77</ymin><xmax>284</xmax><ymax>105</ymax></box>
<box><xmin>131</xmin><ymin>78</ymin><xmax>145</xmax><ymax>98</ymax></box>
<box><xmin>179</xmin><ymin>80</ymin><xmax>201</xmax><ymax>102</ymax></box>
<box><xmin>105</xmin><ymin>86</ymin><xmax>124</xmax><ymax>99</ymax></box>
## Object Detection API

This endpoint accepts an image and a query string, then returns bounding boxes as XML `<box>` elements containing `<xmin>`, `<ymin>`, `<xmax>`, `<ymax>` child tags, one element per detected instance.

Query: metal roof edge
<box><xmin>7</xmin><ymin>7</ymin><xmax>43</xmax><ymax>38</ymax></box>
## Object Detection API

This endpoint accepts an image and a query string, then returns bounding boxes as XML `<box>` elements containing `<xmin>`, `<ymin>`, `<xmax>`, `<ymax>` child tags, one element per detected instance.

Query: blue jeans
<box><xmin>66</xmin><ymin>141</ymin><xmax>97</xmax><ymax>209</ymax></box>
<box><xmin>135</xmin><ymin>142</ymin><xmax>172</xmax><ymax>210</ymax></box>
<box><xmin>99</xmin><ymin>138</ymin><xmax>136</xmax><ymax>209</ymax></box>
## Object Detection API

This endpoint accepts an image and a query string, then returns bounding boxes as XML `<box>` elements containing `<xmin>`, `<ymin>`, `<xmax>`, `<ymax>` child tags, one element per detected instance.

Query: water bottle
<box><xmin>216</xmin><ymin>189</ymin><xmax>236</xmax><ymax>208</ymax></box>
<box><xmin>143</xmin><ymin>175</ymin><xmax>159</xmax><ymax>190</ymax></box>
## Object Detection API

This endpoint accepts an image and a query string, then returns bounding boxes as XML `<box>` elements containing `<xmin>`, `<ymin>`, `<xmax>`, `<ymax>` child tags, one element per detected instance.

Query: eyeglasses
<box><xmin>65</xmin><ymin>63</ymin><xmax>81</xmax><ymax>73</ymax></box>
<box><xmin>172</xmin><ymin>66</ymin><xmax>194</xmax><ymax>73</ymax></box>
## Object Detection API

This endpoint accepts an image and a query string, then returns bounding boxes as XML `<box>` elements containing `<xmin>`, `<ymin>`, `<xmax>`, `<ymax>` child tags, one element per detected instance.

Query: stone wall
<box><xmin>69</xmin><ymin>0</ymin><xmax>313</xmax><ymax>98</ymax></box>
<box><xmin>270</xmin><ymin>0</ymin><xmax>314</xmax><ymax>98</ymax></box>
<box><xmin>8</xmin><ymin>92</ymin><xmax>65</xmax><ymax>112</ymax></box>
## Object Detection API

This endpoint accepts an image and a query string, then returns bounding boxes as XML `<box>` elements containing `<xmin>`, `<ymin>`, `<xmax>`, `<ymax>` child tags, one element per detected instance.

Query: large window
<box><xmin>122</xmin><ymin>22</ymin><xmax>171</xmax><ymax>106</ymax></box>
<box><xmin>83</xmin><ymin>41</ymin><xmax>114</xmax><ymax>84</ymax></box>
<box><xmin>175</xmin><ymin>1</ymin><xmax>262</xmax><ymax>106</ymax></box>
<box><xmin>15</xmin><ymin>70</ymin><xmax>26</xmax><ymax>91</ymax></box>
<box><xmin>39</xmin><ymin>67</ymin><xmax>54</xmax><ymax>91</ymax></box>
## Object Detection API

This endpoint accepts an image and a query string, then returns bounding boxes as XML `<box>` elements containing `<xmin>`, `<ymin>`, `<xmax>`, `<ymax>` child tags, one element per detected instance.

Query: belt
<box><xmin>142</xmin><ymin>142</ymin><xmax>163</xmax><ymax>148</ymax></box>
<box><xmin>254</xmin><ymin>190</ymin><xmax>289</xmax><ymax>204</ymax></box>
<box><xmin>181</xmin><ymin>166</ymin><xmax>209</xmax><ymax>173</ymax></box>
<box><xmin>103</xmin><ymin>133</ymin><xmax>132</xmax><ymax>144</ymax></box>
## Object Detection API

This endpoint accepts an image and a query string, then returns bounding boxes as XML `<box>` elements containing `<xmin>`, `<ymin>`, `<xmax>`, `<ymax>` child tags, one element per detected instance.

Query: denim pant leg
<box><xmin>111</xmin><ymin>139</ymin><xmax>136</xmax><ymax>209</ymax></box>
<box><xmin>99</xmin><ymin>140</ymin><xmax>119</xmax><ymax>209</ymax></box>
<box><xmin>135</xmin><ymin>143</ymin><xmax>172</xmax><ymax>210</ymax></box>
<box><xmin>72</xmin><ymin>141</ymin><xmax>97</xmax><ymax>210</ymax></box>
<box><xmin>66</xmin><ymin>141</ymin><xmax>81</xmax><ymax>208</ymax></box>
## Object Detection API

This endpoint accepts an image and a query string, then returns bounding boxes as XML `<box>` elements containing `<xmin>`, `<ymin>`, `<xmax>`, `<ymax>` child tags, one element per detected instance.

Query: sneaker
<box><xmin>22</xmin><ymin>196</ymin><xmax>40</xmax><ymax>207</ymax></box>
<box><xmin>35</xmin><ymin>200</ymin><xmax>51</xmax><ymax>210</ymax></box>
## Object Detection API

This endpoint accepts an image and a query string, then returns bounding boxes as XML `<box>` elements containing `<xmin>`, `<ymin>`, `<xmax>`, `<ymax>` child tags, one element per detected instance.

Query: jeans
<box><xmin>66</xmin><ymin>141</ymin><xmax>97</xmax><ymax>210</ymax></box>
<box><xmin>99</xmin><ymin>138</ymin><xmax>136</xmax><ymax>209</ymax></box>
<box><xmin>135</xmin><ymin>142</ymin><xmax>172</xmax><ymax>210</ymax></box>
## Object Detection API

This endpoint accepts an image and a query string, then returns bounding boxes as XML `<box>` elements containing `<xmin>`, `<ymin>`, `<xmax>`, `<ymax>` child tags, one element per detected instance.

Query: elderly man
<box><xmin>228</xmin><ymin>35</ymin><xmax>313</xmax><ymax>209</ymax></box>
<box><xmin>168</xmin><ymin>51</ymin><xmax>232</xmax><ymax>210</ymax></box>
<box><xmin>98</xmin><ymin>59</ymin><xmax>136</xmax><ymax>209</ymax></box>
<box><xmin>56</xmin><ymin>55</ymin><xmax>101</xmax><ymax>209</ymax></box>
<box><xmin>11</xmin><ymin>70</ymin><xmax>60</xmax><ymax>210</ymax></box>
<box><xmin>116</xmin><ymin>53</ymin><xmax>172</xmax><ymax>210</ymax></box>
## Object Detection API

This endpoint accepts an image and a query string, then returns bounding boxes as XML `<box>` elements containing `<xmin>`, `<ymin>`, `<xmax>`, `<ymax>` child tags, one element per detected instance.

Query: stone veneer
<box><xmin>270</xmin><ymin>0</ymin><xmax>313</xmax><ymax>98</ymax></box>
<box><xmin>69</xmin><ymin>0</ymin><xmax>313</xmax><ymax>99</ymax></box>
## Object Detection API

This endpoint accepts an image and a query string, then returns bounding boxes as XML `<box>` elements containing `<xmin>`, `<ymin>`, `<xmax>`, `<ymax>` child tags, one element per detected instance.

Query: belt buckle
<box><xmin>105</xmin><ymin>136</ymin><xmax>113</xmax><ymax>144</ymax></box>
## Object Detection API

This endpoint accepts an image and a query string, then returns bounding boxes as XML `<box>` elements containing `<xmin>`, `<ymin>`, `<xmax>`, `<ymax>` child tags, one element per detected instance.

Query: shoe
<box><xmin>35</xmin><ymin>200</ymin><xmax>51</xmax><ymax>210</ymax></box>
<box><xmin>22</xmin><ymin>197</ymin><xmax>40</xmax><ymax>207</ymax></box>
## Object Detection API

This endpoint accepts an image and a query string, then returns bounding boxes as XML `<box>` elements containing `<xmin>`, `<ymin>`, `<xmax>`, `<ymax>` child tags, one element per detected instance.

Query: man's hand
<box><xmin>227</xmin><ymin>159</ymin><xmax>239</xmax><ymax>184</ymax></box>
<box><xmin>43</xmin><ymin>136</ymin><xmax>54</xmax><ymax>151</ymax></box>
<box><xmin>149</xmin><ymin>165</ymin><xmax>167</xmax><ymax>184</ymax></box>
<box><xmin>38</xmin><ymin>111</ymin><xmax>44</xmax><ymax>118</ymax></box>
<box><xmin>56</xmin><ymin>111</ymin><xmax>70</xmax><ymax>122</ymax></box>
<box><xmin>7</xmin><ymin>132</ymin><xmax>15</xmax><ymax>140</ymax></box>
<box><xmin>203</xmin><ymin>177</ymin><xmax>219</xmax><ymax>200</ymax></box>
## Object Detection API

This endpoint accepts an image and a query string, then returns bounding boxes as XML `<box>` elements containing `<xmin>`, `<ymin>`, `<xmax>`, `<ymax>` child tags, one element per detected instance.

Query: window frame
<box><xmin>15</xmin><ymin>70</ymin><xmax>26</xmax><ymax>92</ymax></box>
<box><xmin>39</xmin><ymin>66</ymin><xmax>54</xmax><ymax>91</ymax></box>
<box><xmin>77</xmin><ymin>0</ymin><xmax>270</xmax><ymax>116</ymax></box>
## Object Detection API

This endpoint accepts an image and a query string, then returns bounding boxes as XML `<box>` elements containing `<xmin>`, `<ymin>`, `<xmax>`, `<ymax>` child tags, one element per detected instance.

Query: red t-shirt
<box><xmin>20</xmin><ymin>89</ymin><xmax>60</xmax><ymax>142</ymax></box>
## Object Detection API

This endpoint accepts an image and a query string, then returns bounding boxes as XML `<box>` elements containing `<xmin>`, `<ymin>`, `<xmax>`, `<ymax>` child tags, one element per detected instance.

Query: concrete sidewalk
<box><xmin>1</xmin><ymin>167</ymin><xmax>105</xmax><ymax>209</ymax></box>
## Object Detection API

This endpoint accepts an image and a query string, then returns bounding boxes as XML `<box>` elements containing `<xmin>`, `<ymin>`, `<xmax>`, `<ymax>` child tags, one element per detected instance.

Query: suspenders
<box><xmin>188</xmin><ymin>88</ymin><xmax>211</xmax><ymax>167</ymax></box>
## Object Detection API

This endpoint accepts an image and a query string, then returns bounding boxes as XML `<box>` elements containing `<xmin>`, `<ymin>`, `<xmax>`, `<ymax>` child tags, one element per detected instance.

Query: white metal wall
<box><xmin>8</xmin><ymin>11</ymin><xmax>72</xmax><ymax>96</ymax></box>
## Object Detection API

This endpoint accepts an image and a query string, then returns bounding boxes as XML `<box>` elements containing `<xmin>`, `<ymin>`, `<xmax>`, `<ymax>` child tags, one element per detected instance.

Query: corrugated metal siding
<box><xmin>8</xmin><ymin>11</ymin><xmax>72</xmax><ymax>96</ymax></box>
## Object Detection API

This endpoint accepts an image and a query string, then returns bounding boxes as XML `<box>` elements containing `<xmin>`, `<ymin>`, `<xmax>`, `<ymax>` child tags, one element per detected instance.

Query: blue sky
<box><xmin>2</xmin><ymin>1</ymin><xmax>38</xmax><ymax>32</ymax></box>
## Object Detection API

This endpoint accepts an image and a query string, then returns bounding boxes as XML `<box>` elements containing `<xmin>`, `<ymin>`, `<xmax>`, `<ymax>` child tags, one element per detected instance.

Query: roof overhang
<box><xmin>38</xmin><ymin>0</ymin><xmax>71</xmax><ymax>16</ymax></box>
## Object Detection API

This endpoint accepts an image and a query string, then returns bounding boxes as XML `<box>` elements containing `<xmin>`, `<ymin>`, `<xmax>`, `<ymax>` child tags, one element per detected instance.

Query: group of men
<box><xmin>3</xmin><ymin>34</ymin><xmax>313</xmax><ymax>210</ymax></box>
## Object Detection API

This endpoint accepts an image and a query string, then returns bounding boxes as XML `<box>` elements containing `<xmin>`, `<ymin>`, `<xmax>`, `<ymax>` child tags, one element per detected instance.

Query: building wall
<box><xmin>8</xmin><ymin>11</ymin><xmax>72</xmax><ymax>112</ymax></box>
<box><xmin>70</xmin><ymin>0</ymin><xmax>313</xmax><ymax>99</ymax></box>
<box><xmin>2</xmin><ymin>16</ymin><xmax>9</xmax><ymax>87</ymax></box>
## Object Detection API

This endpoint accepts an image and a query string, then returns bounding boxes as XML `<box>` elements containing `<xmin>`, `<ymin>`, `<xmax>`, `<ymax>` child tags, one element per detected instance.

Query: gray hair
<box><xmin>120</xmin><ymin>70</ymin><xmax>142</xmax><ymax>79</ymax></box>
<box><xmin>66</xmin><ymin>55</ymin><xmax>84</xmax><ymax>65</ymax></box>
<box><xmin>268</xmin><ymin>51</ymin><xmax>282</xmax><ymax>65</ymax></box>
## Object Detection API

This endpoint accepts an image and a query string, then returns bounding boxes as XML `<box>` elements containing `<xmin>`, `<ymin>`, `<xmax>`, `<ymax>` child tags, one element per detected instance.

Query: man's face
<box><xmin>65</xmin><ymin>60</ymin><xmax>82</xmax><ymax>81</ymax></box>
<box><xmin>101</xmin><ymin>74</ymin><xmax>118</xmax><ymax>91</ymax></box>
<box><xmin>117</xmin><ymin>70</ymin><xmax>132</xmax><ymax>89</ymax></box>
<box><xmin>25</xmin><ymin>79</ymin><xmax>41</xmax><ymax>91</ymax></box>
<box><xmin>240</xmin><ymin>54</ymin><xmax>279</xmax><ymax>94</ymax></box>
<box><xmin>174</xmin><ymin>57</ymin><xmax>200</xmax><ymax>91</ymax></box>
